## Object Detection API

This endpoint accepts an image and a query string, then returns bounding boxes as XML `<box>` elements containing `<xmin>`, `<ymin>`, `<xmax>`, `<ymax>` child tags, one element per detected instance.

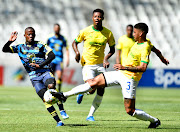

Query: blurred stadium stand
<box><xmin>0</xmin><ymin>0</ymin><xmax>179</xmax><ymax>68</ymax></box>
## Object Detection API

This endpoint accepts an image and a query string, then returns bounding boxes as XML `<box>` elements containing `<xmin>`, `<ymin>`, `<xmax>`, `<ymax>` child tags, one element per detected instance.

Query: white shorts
<box><xmin>103</xmin><ymin>70</ymin><xmax>139</xmax><ymax>99</ymax></box>
<box><xmin>82</xmin><ymin>64</ymin><xmax>106</xmax><ymax>81</ymax></box>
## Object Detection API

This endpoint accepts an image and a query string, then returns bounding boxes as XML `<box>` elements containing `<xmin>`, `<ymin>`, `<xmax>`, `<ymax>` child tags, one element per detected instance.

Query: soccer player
<box><xmin>47</xmin><ymin>23</ymin><xmax>69</xmax><ymax>92</ymax></box>
<box><xmin>2</xmin><ymin>27</ymin><xmax>65</xmax><ymax>126</ymax></box>
<box><xmin>72</xmin><ymin>9</ymin><xmax>115</xmax><ymax>121</ymax></box>
<box><xmin>53</xmin><ymin>23</ymin><xmax>168</xmax><ymax>128</ymax></box>
<box><xmin>116</xmin><ymin>25</ymin><xmax>169</xmax><ymax>66</ymax></box>
<box><xmin>116</xmin><ymin>24</ymin><xmax>134</xmax><ymax>65</ymax></box>
<box><xmin>47</xmin><ymin>23</ymin><xmax>69</xmax><ymax>119</ymax></box>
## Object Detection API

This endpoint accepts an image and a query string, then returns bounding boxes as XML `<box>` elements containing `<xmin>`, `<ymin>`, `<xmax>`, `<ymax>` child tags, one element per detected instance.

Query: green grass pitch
<box><xmin>0</xmin><ymin>86</ymin><xmax>180</xmax><ymax>132</ymax></box>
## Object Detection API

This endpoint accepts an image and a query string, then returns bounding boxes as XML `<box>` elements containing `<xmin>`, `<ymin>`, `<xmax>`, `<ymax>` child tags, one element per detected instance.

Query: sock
<box><xmin>57</xmin><ymin>79</ymin><xmax>62</xmax><ymax>92</ymax></box>
<box><xmin>63</xmin><ymin>82</ymin><xmax>92</xmax><ymax>97</ymax></box>
<box><xmin>88</xmin><ymin>94</ymin><xmax>103</xmax><ymax>117</ymax></box>
<box><xmin>133</xmin><ymin>109</ymin><xmax>158</xmax><ymax>123</ymax></box>
<box><xmin>57</xmin><ymin>101</ymin><xmax>64</xmax><ymax>111</ymax></box>
<box><xmin>44</xmin><ymin>102</ymin><xmax>61</xmax><ymax>123</ymax></box>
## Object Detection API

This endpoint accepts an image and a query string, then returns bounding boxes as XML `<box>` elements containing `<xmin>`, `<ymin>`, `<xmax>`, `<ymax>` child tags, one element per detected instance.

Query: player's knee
<box><xmin>125</xmin><ymin>108</ymin><xmax>135</xmax><ymax>116</ymax></box>
<box><xmin>97</xmin><ymin>88</ymin><xmax>105</xmax><ymax>96</ymax></box>
<box><xmin>48</xmin><ymin>84</ymin><xmax>55</xmax><ymax>89</ymax></box>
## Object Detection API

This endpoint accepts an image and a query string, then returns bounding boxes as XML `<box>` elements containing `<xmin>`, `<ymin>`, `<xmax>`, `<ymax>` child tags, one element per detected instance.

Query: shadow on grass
<box><xmin>65</xmin><ymin>124</ymin><xmax>92</xmax><ymax>127</ymax></box>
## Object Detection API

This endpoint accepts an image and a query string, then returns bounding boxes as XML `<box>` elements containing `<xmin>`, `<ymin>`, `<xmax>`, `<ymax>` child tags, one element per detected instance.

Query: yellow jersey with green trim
<box><xmin>116</xmin><ymin>35</ymin><xmax>135</xmax><ymax>65</ymax></box>
<box><xmin>75</xmin><ymin>25</ymin><xmax>115</xmax><ymax>66</ymax></box>
<box><xmin>121</xmin><ymin>41</ymin><xmax>153</xmax><ymax>81</ymax></box>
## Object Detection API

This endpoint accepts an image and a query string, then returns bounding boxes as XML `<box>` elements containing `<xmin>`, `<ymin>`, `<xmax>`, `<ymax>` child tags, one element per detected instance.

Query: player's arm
<box><xmin>2</xmin><ymin>31</ymin><xmax>18</xmax><ymax>53</ymax></box>
<box><xmin>103</xmin><ymin>45</ymin><xmax>115</xmax><ymax>68</ymax></box>
<box><xmin>113</xmin><ymin>62</ymin><xmax>148</xmax><ymax>72</ymax></box>
<box><xmin>29</xmin><ymin>51</ymin><xmax>55</xmax><ymax>68</ymax></box>
<box><xmin>116</xmin><ymin>49</ymin><xmax>121</xmax><ymax>64</ymax></box>
<box><xmin>65</xmin><ymin>47</ymin><xmax>69</xmax><ymax>67</ymax></box>
<box><xmin>72</xmin><ymin>40</ymin><xmax>80</xmax><ymax>63</ymax></box>
<box><xmin>151</xmin><ymin>46</ymin><xmax>169</xmax><ymax>65</ymax></box>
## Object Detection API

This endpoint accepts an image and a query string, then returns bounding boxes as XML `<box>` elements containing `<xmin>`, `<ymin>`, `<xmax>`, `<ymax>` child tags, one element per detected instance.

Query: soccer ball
<box><xmin>43</xmin><ymin>89</ymin><xmax>59</xmax><ymax>104</ymax></box>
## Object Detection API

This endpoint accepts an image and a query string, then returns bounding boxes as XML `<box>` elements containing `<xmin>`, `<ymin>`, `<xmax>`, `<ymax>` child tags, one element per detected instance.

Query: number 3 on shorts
<box><xmin>126</xmin><ymin>82</ymin><xmax>131</xmax><ymax>92</ymax></box>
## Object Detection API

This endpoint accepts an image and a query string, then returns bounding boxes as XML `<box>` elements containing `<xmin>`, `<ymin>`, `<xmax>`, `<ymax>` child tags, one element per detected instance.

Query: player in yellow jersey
<box><xmin>72</xmin><ymin>9</ymin><xmax>115</xmax><ymax>121</ymax></box>
<box><xmin>116</xmin><ymin>24</ymin><xmax>134</xmax><ymax>65</ymax></box>
<box><xmin>116</xmin><ymin>25</ymin><xmax>169</xmax><ymax>66</ymax></box>
<box><xmin>52</xmin><ymin>23</ymin><xmax>169</xmax><ymax>128</ymax></box>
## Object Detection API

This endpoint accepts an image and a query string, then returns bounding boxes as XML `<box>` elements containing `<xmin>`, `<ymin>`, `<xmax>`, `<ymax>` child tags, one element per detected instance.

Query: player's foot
<box><xmin>86</xmin><ymin>116</ymin><xmax>95</xmax><ymax>121</ymax></box>
<box><xmin>76</xmin><ymin>94</ymin><xmax>84</xmax><ymax>104</ymax></box>
<box><xmin>60</xmin><ymin>110</ymin><xmax>69</xmax><ymax>119</ymax></box>
<box><xmin>148</xmin><ymin>119</ymin><xmax>161</xmax><ymax>128</ymax></box>
<box><xmin>51</xmin><ymin>92</ymin><xmax>67</xmax><ymax>103</ymax></box>
<box><xmin>56</xmin><ymin>121</ymin><xmax>64</xmax><ymax>127</ymax></box>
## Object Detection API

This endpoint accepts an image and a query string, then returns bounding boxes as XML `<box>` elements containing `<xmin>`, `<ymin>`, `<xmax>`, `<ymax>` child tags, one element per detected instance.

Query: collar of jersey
<box><xmin>137</xmin><ymin>42</ymin><xmax>144</xmax><ymax>45</ymax></box>
<box><xmin>92</xmin><ymin>26</ymin><xmax>103</xmax><ymax>31</ymax></box>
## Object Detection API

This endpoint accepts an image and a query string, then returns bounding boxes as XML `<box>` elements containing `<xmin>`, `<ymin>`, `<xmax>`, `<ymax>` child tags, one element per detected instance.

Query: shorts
<box><xmin>82</xmin><ymin>64</ymin><xmax>106</xmax><ymax>82</ymax></box>
<box><xmin>103</xmin><ymin>70</ymin><xmax>139</xmax><ymax>99</ymax></box>
<box><xmin>50</xmin><ymin>62</ymin><xmax>63</xmax><ymax>72</ymax></box>
<box><xmin>30</xmin><ymin>71</ymin><xmax>56</xmax><ymax>94</ymax></box>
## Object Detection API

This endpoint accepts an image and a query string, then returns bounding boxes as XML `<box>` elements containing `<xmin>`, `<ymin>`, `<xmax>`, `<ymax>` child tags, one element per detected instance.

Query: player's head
<box><xmin>126</xmin><ymin>24</ymin><xmax>133</xmax><ymax>37</ymax></box>
<box><xmin>133</xmin><ymin>23</ymin><xmax>148</xmax><ymax>41</ymax></box>
<box><xmin>92</xmin><ymin>9</ymin><xmax>104</xmax><ymax>26</ymax></box>
<box><xmin>24</xmin><ymin>27</ymin><xmax>35</xmax><ymax>43</ymax></box>
<box><xmin>54</xmin><ymin>23</ymin><xmax>60</xmax><ymax>34</ymax></box>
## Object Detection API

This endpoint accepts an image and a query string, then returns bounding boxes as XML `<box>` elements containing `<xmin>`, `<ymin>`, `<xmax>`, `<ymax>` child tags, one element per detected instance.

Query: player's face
<box><xmin>133</xmin><ymin>28</ymin><xmax>142</xmax><ymax>41</ymax></box>
<box><xmin>54</xmin><ymin>25</ymin><xmax>60</xmax><ymax>34</ymax></box>
<box><xmin>24</xmin><ymin>29</ymin><xmax>35</xmax><ymax>43</ymax></box>
<box><xmin>92</xmin><ymin>12</ymin><xmax>104</xmax><ymax>26</ymax></box>
<box><xmin>126</xmin><ymin>26</ymin><xmax>133</xmax><ymax>36</ymax></box>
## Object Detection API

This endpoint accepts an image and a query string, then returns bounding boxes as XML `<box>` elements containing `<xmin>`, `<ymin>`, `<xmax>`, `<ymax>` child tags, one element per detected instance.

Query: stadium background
<box><xmin>0</xmin><ymin>0</ymin><xmax>179</xmax><ymax>88</ymax></box>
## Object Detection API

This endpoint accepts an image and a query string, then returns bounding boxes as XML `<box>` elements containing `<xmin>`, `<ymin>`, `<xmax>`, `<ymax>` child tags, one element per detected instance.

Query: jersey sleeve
<box><xmin>141</xmin><ymin>45</ymin><xmax>151</xmax><ymax>64</ymax></box>
<box><xmin>108</xmin><ymin>31</ymin><xmax>115</xmax><ymax>47</ymax></box>
<box><xmin>10</xmin><ymin>45</ymin><xmax>18</xmax><ymax>53</ymax></box>
<box><xmin>63</xmin><ymin>37</ymin><xmax>69</xmax><ymax>50</ymax></box>
<box><xmin>116</xmin><ymin>37</ymin><xmax>123</xmax><ymax>50</ymax></box>
<box><xmin>43</xmin><ymin>43</ymin><xmax>52</xmax><ymax>55</ymax></box>
<box><xmin>75</xmin><ymin>30</ymin><xmax>84</xmax><ymax>43</ymax></box>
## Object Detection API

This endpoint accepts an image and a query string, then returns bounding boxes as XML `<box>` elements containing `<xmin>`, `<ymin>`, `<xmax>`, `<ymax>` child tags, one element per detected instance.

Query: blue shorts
<box><xmin>50</xmin><ymin>62</ymin><xmax>63</xmax><ymax>72</ymax></box>
<box><xmin>30</xmin><ymin>71</ymin><xmax>55</xmax><ymax>94</ymax></box>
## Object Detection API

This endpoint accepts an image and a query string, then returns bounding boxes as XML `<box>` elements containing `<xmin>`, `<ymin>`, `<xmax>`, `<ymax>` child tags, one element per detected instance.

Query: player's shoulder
<box><xmin>13</xmin><ymin>42</ymin><xmax>25</xmax><ymax>47</ymax></box>
<box><xmin>102</xmin><ymin>26</ymin><xmax>112</xmax><ymax>33</ymax></box>
<box><xmin>48</xmin><ymin>33</ymin><xmax>55</xmax><ymax>38</ymax></box>
<box><xmin>36</xmin><ymin>41</ymin><xmax>48</xmax><ymax>47</ymax></box>
<box><xmin>80</xmin><ymin>25</ymin><xmax>93</xmax><ymax>32</ymax></box>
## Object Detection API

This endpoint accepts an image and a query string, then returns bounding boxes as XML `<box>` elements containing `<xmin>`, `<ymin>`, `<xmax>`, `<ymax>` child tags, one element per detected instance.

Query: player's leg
<box><xmin>87</xmin><ymin>64</ymin><xmax>106</xmax><ymax>121</ymax></box>
<box><xmin>121</xmin><ymin>77</ymin><xmax>160</xmax><ymax>128</ymax></box>
<box><xmin>37</xmin><ymin>88</ymin><xmax>64</xmax><ymax>126</ymax></box>
<box><xmin>76</xmin><ymin>65</ymin><xmax>96</xmax><ymax>104</ymax></box>
<box><xmin>43</xmin><ymin>71</ymin><xmax>69</xmax><ymax>120</ymax></box>
<box><xmin>56</xmin><ymin>62</ymin><xmax>63</xmax><ymax>92</ymax></box>
<box><xmin>63</xmin><ymin>73</ymin><xmax>106</xmax><ymax>98</ymax></box>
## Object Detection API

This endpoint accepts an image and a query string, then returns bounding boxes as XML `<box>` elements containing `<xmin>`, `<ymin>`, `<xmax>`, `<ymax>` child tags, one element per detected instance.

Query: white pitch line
<box><xmin>0</xmin><ymin>108</ymin><xmax>11</xmax><ymax>110</ymax></box>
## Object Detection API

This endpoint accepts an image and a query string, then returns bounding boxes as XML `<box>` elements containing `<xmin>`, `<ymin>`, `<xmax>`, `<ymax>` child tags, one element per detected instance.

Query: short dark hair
<box><xmin>54</xmin><ymin>23</ymin><xmax>60</xmax><ymax>27</ymax></box>
<box><xmin>93</xmin><ymin>8</ymin><xmax>104</xmax><ymax>17</ymax></box>
<box><xmin>127</xmin><ymin>24</ymin><xmax>133</xmax><ymax>29</ymax></box>
<box><xmin>25</xmin><ymin>27</ymin><xmax>35</xmax><ymax>32</ymax></box>
<box><xmin>134</xmin><ymin>23</ymin><xmax>148</xmax><ymax>34</ymax></box>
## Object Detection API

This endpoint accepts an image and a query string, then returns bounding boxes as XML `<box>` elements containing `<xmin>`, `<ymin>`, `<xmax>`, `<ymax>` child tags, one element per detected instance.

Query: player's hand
<box><xmin>103</xmin><ymin>59</ymin><xmax>110</xmax><ymax>68</ymax></box>
<box><xmin>162</xmin><ymin>58</ymin><xmax>169</xmax><ymax>65</ymax></box>
<box><xmin>29</xmin><ymin>63</ymin><xmax>40</xmax><ymax>68</ymax></box>
<box><xmin>9</xmin><ymin>31</ymin><xmax>18</xmax><ymax>42</ymax></box>
<box><xmin>75</xmin><ymin>52</ymin><xmax>80</xmax><ymax>63</ymax></box>
<box><xmin>113</xmin><ymin>64</ymin><xmax>124</xmax><ymax>70</ymax></box>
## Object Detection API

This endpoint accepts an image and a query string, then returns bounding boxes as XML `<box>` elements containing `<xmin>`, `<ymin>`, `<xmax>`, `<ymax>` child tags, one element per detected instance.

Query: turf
<box><xmin>0</xmin><ymin>86</ymin><xmax>180</xmax><ymax>132</ymax></box>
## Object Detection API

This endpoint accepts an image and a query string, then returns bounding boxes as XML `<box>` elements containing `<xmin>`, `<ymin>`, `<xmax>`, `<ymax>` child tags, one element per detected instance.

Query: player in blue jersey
<box><xmin>47</xmin><ymin>23</ymin><xmax>69</xmax><ymax>92</ymax></box>
<box><xmin>47</xmin><ymin>23</ymin><xmax>69</xmax><ymax>119</ymax></box>
<box><xmin>2</xmin><ymin>27</ymin><xmax>65</xmax><ymax>127</ymax></box>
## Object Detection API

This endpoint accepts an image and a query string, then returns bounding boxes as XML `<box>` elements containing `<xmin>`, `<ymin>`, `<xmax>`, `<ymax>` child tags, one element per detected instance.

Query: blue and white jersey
<box><xmin>47</xmin><ymin>34</ymin><xmax>68</xmax><ymax>64</ymax></box>
<box><xmin>10</xmin><ymin>41</ymin><xmax>52</xmax><ymax>79</ymax></box>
